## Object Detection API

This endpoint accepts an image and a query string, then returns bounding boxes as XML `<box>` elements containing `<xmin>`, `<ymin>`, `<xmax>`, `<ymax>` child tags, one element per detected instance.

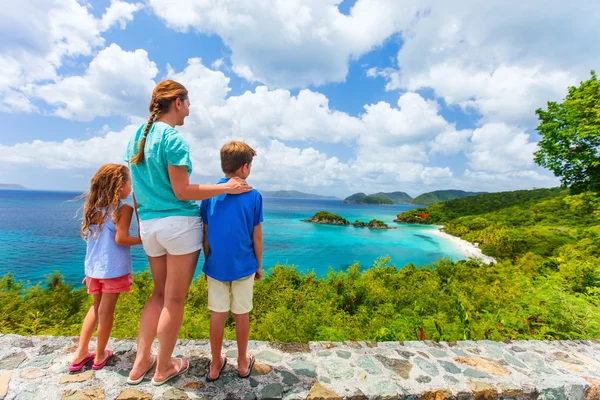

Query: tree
<box><xmin>534</xmin><ymin>71</ymin><xmax>600</xmax><ymax>192</ymax></box>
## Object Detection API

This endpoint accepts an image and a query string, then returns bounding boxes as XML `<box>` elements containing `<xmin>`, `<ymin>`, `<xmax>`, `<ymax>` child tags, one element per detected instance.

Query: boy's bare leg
<box><xmin>94</xmin><ymin>293</ymin><xmax>120</xmax><ymax>364</ymax></box>
<box><xmin>154</xmin><ymin>250</ymin><xmax>199</xmax><ymax>381</ymax></box>
<box><xmin>209</xmin><ymin>311</ymin><xmax>229</xmax><ymax>379</ymax></box>
<box><xmin>129</xmin><ymin>255</ymin><xmax>167</xmax><ymax>381</ymax></box>
<box><xmin>233</xmin><ymin>313</ymin><xmax>251</xmax><ymax>375</ymax></box>
<box><xmin>72</xmin><ymin>305</ymin><xmax>96</xmax><ymax>363</ymax></box>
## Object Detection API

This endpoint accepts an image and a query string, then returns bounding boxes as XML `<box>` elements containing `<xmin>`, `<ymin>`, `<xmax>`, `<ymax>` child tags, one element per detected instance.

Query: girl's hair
<box><xmin>80</xmin><ymin>164</ymin><xmax>130</xmax><ymax>239</ymax></box>
<box><xmin>130</xmin><ymin>80</ymin><xmax>189</xmax><ymax>165</ymax></box>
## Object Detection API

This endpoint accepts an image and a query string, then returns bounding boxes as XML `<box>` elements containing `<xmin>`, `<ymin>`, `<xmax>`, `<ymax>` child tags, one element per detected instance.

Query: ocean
<box><xmin>0</xmin><ymin>190</ymin><xmax>464</xmax><ymax>285</ymax></box>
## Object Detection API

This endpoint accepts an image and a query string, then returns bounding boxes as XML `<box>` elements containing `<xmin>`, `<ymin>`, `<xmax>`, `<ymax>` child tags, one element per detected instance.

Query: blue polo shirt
<box><xmin>200</xmin><ymin>178</ymin><xmax>263</xmax><ymax>282</ymax></box>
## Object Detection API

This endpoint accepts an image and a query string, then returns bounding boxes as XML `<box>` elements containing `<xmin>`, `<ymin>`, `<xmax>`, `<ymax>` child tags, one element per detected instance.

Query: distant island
<box><xmin>261</xmin><ymin>190</ymin><xmax>340</xmax><ymax>200</ymax></box>
<box><xmin>302</xmin><ymin>211</ymin><xmax>392</xmax><ymax>229</ymax></box>
<box><xmin>410</xmin><ymin>190</ymin><xmax>486</xmax><ymax>206</ymax></box>
<box><xmin>0</xmin><ymin>184</ymin><xmax>27</xmax><ymax>190</ymax></box>
<box><xmin>342</xmin><ymin>192</ymin><xmax>412</xmax><ymax>205</ymax></box>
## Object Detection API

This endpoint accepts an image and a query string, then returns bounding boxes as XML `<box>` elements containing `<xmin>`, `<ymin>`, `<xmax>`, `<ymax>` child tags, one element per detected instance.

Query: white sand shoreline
<box><xmin>427</xmin><ymin>226</ymin><xmax>496</xmax><ymax>265</ymax></box>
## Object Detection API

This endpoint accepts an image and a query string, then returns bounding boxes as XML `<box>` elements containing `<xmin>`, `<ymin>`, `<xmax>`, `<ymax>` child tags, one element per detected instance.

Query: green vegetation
<box><xmin>343</xmin><ymin>191</ymin><xmax>412</xmax><ymax>204</ymax></box>
<box><xmin>366</xmin><ymin>219</ymin><xmax>389</xmax><ymax>229</ymax></box>
<box><xmin>534</xmin><ymin>71</ymin><xmax>600</xmax><ymax>193</ymax></box>
<box><xmin>302</xmin><ymin>211</ymin><xmax>349</xmax><ymax>225</ymax></box>
<box><xmin>411</xmin><ymin>190</ymin><xmax>485</xmax><ymax>206</ymax></box>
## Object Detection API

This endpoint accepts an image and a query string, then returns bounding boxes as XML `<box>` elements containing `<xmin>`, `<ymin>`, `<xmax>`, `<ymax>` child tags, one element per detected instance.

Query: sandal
<box><xmin>68</xmin><ymin>353</ymin><xmax>95</xmax><ymax>373</ymax></box>
<box><xmin>127</xmin><ymin>356</ymin><xmax>156</xmax><ymax>385</ymax></box>
<box><xmin>151</xmin><ymin>357</ymin><xmax>189</xmax><ymax>386</ymax></box>
<box><xmin>238</xmin><ymin>354</ymin><xmax>255</xmax><ymax>378</ymax></box>
<box><xmin>206</xmin><ymin>356</ymin><xmax>227</xmax><ymax>382</ymax></box>
<box><xmin>92</xmin><ymin>350</ymin><xmax>114</xmax><ymax>370</ymax></box>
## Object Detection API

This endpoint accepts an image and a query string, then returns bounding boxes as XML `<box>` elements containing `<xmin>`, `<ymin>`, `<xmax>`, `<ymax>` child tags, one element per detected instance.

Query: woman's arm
<box><xmin>168</xmin><ymin>165</ymin><xmax>251</xmax><ymax>201</ymax></box>
<box><xmin>253</xmin><ymin>223</ymin><xmax>263</xmax><ymax>280</ymax></box>
<box><xmin>115</xmin><ymin>204</ymin><xmax>143</xmax><ymax>246</ymax></box>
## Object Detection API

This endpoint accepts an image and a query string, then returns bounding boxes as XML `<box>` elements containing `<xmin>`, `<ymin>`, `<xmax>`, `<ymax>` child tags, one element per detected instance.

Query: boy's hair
<box><xmin>79</xmin><ymin>164</ymin><xmax>130</xmax><ymax>240</ymax></box>
<box><xmin>220</xmin><ymin>141</ymin><xmax>257</xmax><ymax>174</ymax></box>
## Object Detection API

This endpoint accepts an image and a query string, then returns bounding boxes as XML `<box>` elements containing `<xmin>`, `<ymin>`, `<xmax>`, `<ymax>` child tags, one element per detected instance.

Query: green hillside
<box><xmin>344</xmin><ymin>191</ymin><xmax>412</xmax><ymax>204</ymax></box>
<box><xmin>411</xmin><ymin>190</ymin><xmax>485</xmax><ymax>205</ymax></box>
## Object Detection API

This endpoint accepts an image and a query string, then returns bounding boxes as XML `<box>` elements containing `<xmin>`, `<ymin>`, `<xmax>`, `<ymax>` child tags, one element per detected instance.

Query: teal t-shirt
<box><xmin>125</xmin><ymin>122</ymin><xmax>200</xmax><ymax>220</ymax></box>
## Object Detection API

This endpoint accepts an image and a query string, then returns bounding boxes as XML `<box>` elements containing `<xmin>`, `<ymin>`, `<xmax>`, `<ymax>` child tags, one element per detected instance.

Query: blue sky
<box><xmin>1</xmin><ymin>0</ymin><xmax>598</xmax><ymax>197</ymax></box>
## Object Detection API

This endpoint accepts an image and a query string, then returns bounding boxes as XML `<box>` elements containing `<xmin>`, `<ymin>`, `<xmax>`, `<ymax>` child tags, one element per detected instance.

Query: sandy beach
<box><xmin>428</xmin><ymin>227</ymin><xmax>496</xmax><ymax>265</ymax></box>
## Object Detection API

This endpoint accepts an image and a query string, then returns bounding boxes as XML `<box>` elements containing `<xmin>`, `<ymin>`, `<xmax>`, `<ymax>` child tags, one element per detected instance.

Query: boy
<box><xmin>200</xmin><ymin>141</ymin><xmax>263</xmax><ymax>382</ymax></box>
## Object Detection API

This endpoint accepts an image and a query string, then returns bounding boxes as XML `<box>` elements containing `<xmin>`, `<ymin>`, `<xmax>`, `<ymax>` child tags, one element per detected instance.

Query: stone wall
<box><xmin>0</xmin><ymin>334</ymin><xmax>599</xmax><ymax>399</ymax></box>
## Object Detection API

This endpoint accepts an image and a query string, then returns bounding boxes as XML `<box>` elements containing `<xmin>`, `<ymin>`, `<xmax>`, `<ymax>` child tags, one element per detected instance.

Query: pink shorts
<box><xmin>86</xmin><ymin>274</ymin><xmax>132</xmax><ymax>294</ymax></box>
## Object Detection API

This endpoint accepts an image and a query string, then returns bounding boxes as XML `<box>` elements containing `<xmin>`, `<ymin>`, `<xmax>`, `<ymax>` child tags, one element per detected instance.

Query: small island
<box><xmin>302</xmin><ymin>212</ymin><xmax>393</xmax><ymax>229</ymax></box>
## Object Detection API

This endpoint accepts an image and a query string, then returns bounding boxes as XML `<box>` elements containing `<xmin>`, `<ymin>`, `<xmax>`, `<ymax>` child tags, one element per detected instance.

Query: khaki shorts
<box><xmin>207</xmin><ymin>273</ymin><xmax>255</xmax><ymax>314</ymax></box>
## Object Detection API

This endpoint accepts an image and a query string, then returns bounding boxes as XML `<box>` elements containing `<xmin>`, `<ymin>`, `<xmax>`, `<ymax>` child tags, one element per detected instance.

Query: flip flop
<box><xmin>238</xmin><ymin>354</ymin><xmax>255</xmax><ymax>379</ymax></box>
<box><xmin>68</xmin><ymin>353</ymin><xmax>95</xmax><ymax>373</ymax></box>
<box><xmin>92</xmin><ymin>350</ymin><xmax>114</xmax><ymax>370</ymax></box>
<box><xmin>206</xmin><ymin>356</ymin><xmax>227</xmax><ymax>382</ymax></box>
<box><xmin>151</xmin><ymin>357</ymin><xmax>189</xmax><ymax>386</ymax></box>
<box><xmin>127</xmin><ymin>356</ymin><xmax>157</xmax><ymax>385</ymax></box>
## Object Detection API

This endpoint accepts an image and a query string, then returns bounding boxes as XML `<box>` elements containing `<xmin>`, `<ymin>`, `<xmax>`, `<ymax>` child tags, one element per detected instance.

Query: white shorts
<box><xmin>207</xmin><ymin>274</ymin><xmax>255</xmax><ymax>314</ymax></box>
<box><xmin>139</xmin><ymin>216</ymin><xmax>203</xmax><ymax>257</ymax></box>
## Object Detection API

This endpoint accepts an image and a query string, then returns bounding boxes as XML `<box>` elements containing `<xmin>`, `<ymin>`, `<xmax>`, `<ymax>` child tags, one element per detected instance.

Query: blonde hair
<box><xmin>130</xmin><ymin>80</ymin><xmax>188</xmax><ymax>165</ymax></box>
<box><xmin>79</xmin><ymin>164</ymin><xmax>130</xmax><ymax>239</ymax></box>
<box><xmin>220</xmin><ymin>141</ymin><xmax>257</xmax><ymax>174</ymax></box>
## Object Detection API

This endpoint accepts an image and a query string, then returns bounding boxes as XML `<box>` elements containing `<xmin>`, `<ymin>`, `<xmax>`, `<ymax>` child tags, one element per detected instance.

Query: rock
<box><xmin>251</xmin><ymin>361</ymin><xmax>273</xmax><ymax>376</ymax></box>
<box><xmin>553</xmin><ymin>351</ymin><xmax>584</xmax><ymax>365</ymax></box>
<box><xmin>289</xmin><ymin>359</ymin><xmax>317</xmax><ymax>377</ymax></box>
<box><xmin>270</xmin><ymin>343</ymin><xmax>310</xmax><ymax>353</ymax></box>
<box><xmin>321</xmin><ymin>342</ymin><xmax>337</xmax><ymax>349</ymax></box>
<box><xmin>455</xmin><ymin>357</ymin><xmax>510</xmax><ymax>376</ymax></box>
<box><xmin>0</xmin><ymin>352</ymin><xmax>27</xmax><ymax>369</ymax></box>
<box><xmin>336</xmin><ymin>350</ymin><xmax>351</xmax><ymax>359</ymax></box>
<box><xmin>39</xmin><ymin>344</ymin><xmax>62</xmax><ymax>355</ymax></box>
<box><xmin>439</xmin><ymin>360</ymin><xmax>461</xmax><ymax>374</ymax></box>
<box><xmin>321</xmin><ymin>359</ymin><xmax>355</xmax><ymax>380</ymax></box>
<box><xmin>0</xmin><ymin>373</ymin><xmax>11</xmax><ymax>400</ymax></box>
<box><xmin>374</xmin><ymin>355</ymin><xmax>412</xmax><ymax>379</ymax></box>
<box><xmin>115</xmin><ymin>389</ymin><xmax>153</xmax><ymax>400</ymax></box>
<box><xmin>183</xmin><ymin>381</ymin><xmax>206</xmax><ymax>389</ymax></box>
<box><xmin>22</xmin><ymin>354</ymin><xmax>54</xmax><ymax>368</ymax></box>
<box><xmin>225</xmin><ymin>349</ymin><xmax>238</xmax><ymax>358</ymax></box>
<box><xmin>61</xmin><ymin>388</ymin><xmax>105</xmax><ymax>400</ymax></box>
<box><xmin>261</xmin><ymin>383</ymin><xmax>284</xmax><ymax>399</ymax></box>
<box><xmin>256</xmin><ymin>350</ymin><xmax>283</xmax><ymax>363</ymax></box>
<box><xmin>60</xmin><ymin>370</ymin><xmax>95</xmax><ymax>383</ymax></box>
<box><xmin>368</xmin><ymin>380</ymin><xmax>405</xmax><ymax>398</ymax></box>
<box><xmin>357</xmin><ymin>356</ymin><xmax>381</xmax><ymax>375</ymax></box>
<box><xmin>20</xmin><ymin>368</ymin><xmax>45</xmax><ymax>380</ymax></box>
<box><xmin>415</xmin><ymin>357</ymin><xmax>439</xmax><ymax>376</ymax></box>
<box><xmin>163</xmin><ymin>388</ymin><xmax>190</xmax><ymax>400</ymax></box>
<box><xmin>585</xmin><ymin>377</ymin><xmax>600</xmax><ymax>400</ymax></box>
<box><xmin>419</xmin><ymin>390</ymin><xmax>453</xmax><ymax>400</ymax></box>
<box><xmin>307</xmin><ymin>383</ymin><xmax>342</xmax><ymax>400</ymax></box>
<box><xmin>498</xmin><ymin>383</ymin><xmax>523</xmax><ymax>398</ymax></box>
<box><xmin>416</xmin><ymin>375</ymin><xmax>432</xmax><ymax>383</ymax></box>
<box><xmin>188</xmin><ymin>356</ymin><xmax>209</xmax><ymax>377</ymax></box>
<box><xmin>13</xmin><ymin>338</ymin><xmax>34</xmax><ymax>348</ymax></box>
<box><xmin>467</xmin><ymin>381</ymin><xmax>498</xmax><ymax>400</ymax></box>
<box><xmin>277</xmin><ymin>370</ymin><xmax>300</xmax><ymax>385</ymax></box>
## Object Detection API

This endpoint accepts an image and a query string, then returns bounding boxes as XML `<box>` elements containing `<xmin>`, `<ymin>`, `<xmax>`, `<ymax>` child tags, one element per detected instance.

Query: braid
<box><xmin>131</xmin><ymin>100</ymin><xmax>160</xmax><ymax>165</ymax></box>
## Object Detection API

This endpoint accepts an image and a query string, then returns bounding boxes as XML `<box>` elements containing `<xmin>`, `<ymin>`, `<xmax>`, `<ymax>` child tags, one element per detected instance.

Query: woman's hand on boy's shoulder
<box><xmin>224</xmin><ymin>177</ymin><xmax>252</xmax><ymax>194</ymax></box>
<box><xmin>255</xmin><ymin>266</ymin><xmax>263</xmax><ymax>280</ymax></box>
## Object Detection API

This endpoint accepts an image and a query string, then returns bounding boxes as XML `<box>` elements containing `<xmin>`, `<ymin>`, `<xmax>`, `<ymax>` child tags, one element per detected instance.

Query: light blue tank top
<box><xmin>84</xmin><ymin>205</ymin><xmax>132</xmax><ymax>279</ymax></box>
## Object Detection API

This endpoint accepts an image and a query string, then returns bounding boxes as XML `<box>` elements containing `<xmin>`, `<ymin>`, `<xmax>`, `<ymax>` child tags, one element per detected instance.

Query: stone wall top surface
<box><xmin>0</xmin><ymin>334</ymin><xmax>599</xmax><ymax>399</ymax></box>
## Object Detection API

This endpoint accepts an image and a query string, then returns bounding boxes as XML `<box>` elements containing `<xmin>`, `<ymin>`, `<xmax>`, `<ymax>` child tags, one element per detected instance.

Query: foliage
<box><xmin>534</xmin><ymin>71</ymin><xmax>600</xmax><ymax>192</ymax></box>
<box><xmin>305</xmin><ymin>211</ymin><xmax>349</xmax><ymax>225</ymax></box>
<box><xmin>411</xmin><ymin>190</ymin><xmax>485</xmax><ymax>206</ymax></box>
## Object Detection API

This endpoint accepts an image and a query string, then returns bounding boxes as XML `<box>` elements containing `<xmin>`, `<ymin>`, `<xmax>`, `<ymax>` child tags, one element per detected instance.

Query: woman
<box><xmin>125</xmin><ymin>80</ymin><xmax>250</xmax><ymax>385</ymax></box>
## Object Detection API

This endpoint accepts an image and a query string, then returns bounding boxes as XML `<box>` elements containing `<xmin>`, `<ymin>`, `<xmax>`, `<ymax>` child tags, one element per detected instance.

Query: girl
<box><xmin>69</xmin><ymin>164</ymin><xmax>142</xmax><ymax>372</ymax></box>
<box><xmin>125</xmin><ymin>80</ymin><xmax>250</xmax><ymax>386</ymax></box>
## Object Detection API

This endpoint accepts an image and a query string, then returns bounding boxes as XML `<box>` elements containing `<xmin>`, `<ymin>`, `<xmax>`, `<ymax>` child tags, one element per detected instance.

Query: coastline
<box><xmin>428</xmin><ymin>226</ymin><xmax>496</xmax><ymax>265</ymax></box>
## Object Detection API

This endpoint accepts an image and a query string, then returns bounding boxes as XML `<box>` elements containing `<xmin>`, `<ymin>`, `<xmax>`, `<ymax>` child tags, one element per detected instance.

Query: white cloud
<box><xmin>31</xmin><ymin>44</ymin><xmax>158</xmax><ymax>121</ymax></box>
<box><xmin>146</xmin><ymin>0</ymin><xmax>413</xmax><ymax>88</ymax></box>
<box><xmin>367</xmin><ymin>0</ymin><xmax>600</xmax><ymax>127</ymax></box>
<box><xmin>467</xmin><ymin>123</ymin><xmax>538</xmax><ymax>173</ymax></box>
<box><xmin>0</xmin><ymin>0</ymin><xmax>142</xmax><ymax>113</ymax></box>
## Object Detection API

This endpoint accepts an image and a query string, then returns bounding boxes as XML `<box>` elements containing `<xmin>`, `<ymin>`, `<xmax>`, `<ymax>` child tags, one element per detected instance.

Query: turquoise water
<box><xmin>0</xmin><ymin>190</ymin><xmax>464</xmax><ymax>285</ymax></box>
